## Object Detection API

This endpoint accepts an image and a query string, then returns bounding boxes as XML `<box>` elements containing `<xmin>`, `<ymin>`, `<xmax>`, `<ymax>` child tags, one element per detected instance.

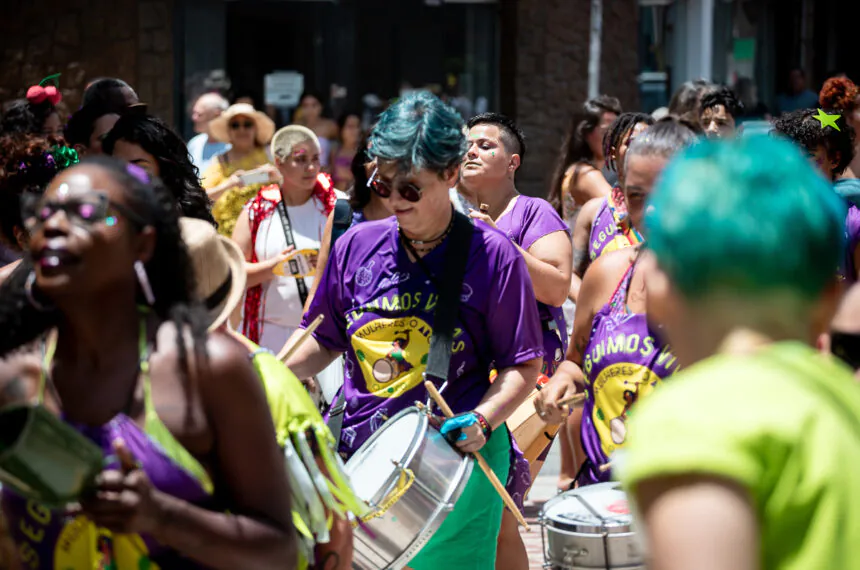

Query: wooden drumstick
<box><xmin>556</xmin><ymin>393</ymin><xmax>586</xmax><ymax>407</ymax></box>
<box><xmin>424</xmin><ymin>381</ymin><xmax>530</xmax><ymax>530</ymax></box>
<box><xmin>277</xmin><ymin>314</ymin><xmax>325</xmax><ymax>362</ymax></box>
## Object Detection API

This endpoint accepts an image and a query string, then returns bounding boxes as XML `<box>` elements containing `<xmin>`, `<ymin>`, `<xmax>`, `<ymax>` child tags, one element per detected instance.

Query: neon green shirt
<box><xmin>620</xmin><ymin>341</ymin><xmax>860</xmax><ymax>570</ymax></box>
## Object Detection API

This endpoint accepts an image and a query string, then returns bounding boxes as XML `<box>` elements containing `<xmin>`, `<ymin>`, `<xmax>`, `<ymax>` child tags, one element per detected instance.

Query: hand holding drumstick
<box><xmin>534</xmin><ymin>372</ymin><xmax>585</xmax><ymax>424</ymax></box>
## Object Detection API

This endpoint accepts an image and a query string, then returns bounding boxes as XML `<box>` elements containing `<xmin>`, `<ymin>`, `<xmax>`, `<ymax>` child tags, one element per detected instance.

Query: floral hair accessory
<box><xmin>25</xmin><ymin>73</ymin><xmax>63</xmax><ymax>106</ymax></box>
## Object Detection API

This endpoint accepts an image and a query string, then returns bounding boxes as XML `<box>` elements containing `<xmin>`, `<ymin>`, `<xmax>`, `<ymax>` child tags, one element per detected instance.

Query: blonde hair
<box><xmin>271</xmin><ymin>125</ymin><xmax>320</xmax><ymax>162</ymax></box>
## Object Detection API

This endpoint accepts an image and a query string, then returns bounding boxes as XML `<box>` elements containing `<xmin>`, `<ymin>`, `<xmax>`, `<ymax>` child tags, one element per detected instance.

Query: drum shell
<box><xmin>346</xmin><ymin>407</ymin><xmax>474</xmax><ymax>570</ymax></box>
<box><xmin>540</xmin><ymin>483</ymin><xmax>644</xmax><ymax>570</ymax></box>
<box><xmin>507</xmin><ymin>389</ymin><xmax>561</xmax><ymax>464</ymax></box>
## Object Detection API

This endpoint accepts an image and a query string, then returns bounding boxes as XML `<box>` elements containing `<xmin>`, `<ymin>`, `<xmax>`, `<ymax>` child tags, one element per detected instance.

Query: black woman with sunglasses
<box><xmin>0</xmin><ymin>157</ymin><xmax>296</xmax><ymax>569</ymax></box>
<box><xmin>201</xmin><ymin>103</ymin><xmax>280</xmax><ymax>237</ymax></box>
<box><xmin>284</xmin><ymin>91</ymin><xmax>544</xmax><ymax>569</ymax></box>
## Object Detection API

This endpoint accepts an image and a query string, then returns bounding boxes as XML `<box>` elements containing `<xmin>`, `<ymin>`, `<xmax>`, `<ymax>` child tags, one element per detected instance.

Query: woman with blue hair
<box><xmin>536</xmin><ymin>118</ymin><xmax>697</xmax><ymax>485</ymax></box>
<box><xmin>283</xmin><ymin>91</ymin><xmax>543</xmax><ymax>569</ymax></box>
<box><xmin>619</xmin><ymin>135</ymin><xmax>860</xmax><ymax>570</ymax></box>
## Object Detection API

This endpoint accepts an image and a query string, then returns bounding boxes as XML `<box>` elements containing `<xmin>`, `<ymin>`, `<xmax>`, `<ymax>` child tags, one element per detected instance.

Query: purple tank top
<box><xmin>588</xmin><ymin>197</ymin><xmax>618</xmax><ymax>261</ymax></box>
<box><xmin>578</xmin><ymin>260</ymin><xmax>680</xmax><ymax>485</ymax></box>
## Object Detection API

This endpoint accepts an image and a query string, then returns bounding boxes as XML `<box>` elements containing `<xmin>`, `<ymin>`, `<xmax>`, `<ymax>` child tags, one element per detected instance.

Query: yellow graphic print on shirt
<box><xmin>54</xmin><ymin>515</ymin><xmax>159</xmax><ymax>570</ymax></box>
<box><xmin>351</xmin><ymin>316</ymin><xmax>432</xmax><ymax>398</ymax></box>
<box><xmin>591</xmin><ymin>363</ymin><xmax>663</xmax><ymax>456</ymax></box>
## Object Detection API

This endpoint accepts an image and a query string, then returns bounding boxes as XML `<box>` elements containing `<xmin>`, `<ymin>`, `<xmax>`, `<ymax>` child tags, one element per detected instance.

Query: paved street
<box><xmin>519</xmin><ymin>439</ymin><xmax>562</xmax><ymax>569</ymax></box>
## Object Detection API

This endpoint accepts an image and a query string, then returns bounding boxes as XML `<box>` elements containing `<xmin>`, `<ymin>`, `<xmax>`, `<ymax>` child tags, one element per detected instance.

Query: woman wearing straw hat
<box><xmin>202</xmin><ymin>103</ymin><xmax>280</xmax><ymax>237</ymax></box>
<box><xmin>181</xmin><ymin>217</ymin><xmax>359</xmax><ymax>570</ymax></box>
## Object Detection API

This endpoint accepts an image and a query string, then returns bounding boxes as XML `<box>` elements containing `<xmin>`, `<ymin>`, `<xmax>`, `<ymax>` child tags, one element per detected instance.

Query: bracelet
<box><xmin>473</xmin><ymin>411</ymin><xmax>493</xmax><ymax>442</ymax></box>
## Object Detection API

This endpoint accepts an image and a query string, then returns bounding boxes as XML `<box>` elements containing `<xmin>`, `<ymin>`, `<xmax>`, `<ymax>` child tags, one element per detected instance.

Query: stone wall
<box><xmin>505</xmin><ymin>0</ymin><xmax>640</xmax><ymax>197</ymax></box>
<box><xmin>0</xmin><ymin>0</ymin><xmax>175</xmax><ymax>123</ymax></box>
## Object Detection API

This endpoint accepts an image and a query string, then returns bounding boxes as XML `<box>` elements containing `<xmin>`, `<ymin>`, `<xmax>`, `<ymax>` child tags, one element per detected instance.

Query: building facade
<box><xmin>0</xmin><ymin>0</ymin><xmax>640</xmax><ymax>197</ymax></box>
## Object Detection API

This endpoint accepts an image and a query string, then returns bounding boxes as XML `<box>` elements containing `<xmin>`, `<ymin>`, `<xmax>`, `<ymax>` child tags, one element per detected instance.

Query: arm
<box><xmin>282</xmin><ymin>330</ymin><xmax>339</xmax><ymax>374</ymax></box>
<box><xmin>304</xmin><ymin>209</ymin><xmax>336</xmax><ymax>312</ymax></box>
<box><xmin>634</xmin><ymin>475</ymin><xmax>759</xmax><ymax>570</ymax></box>
<box><xmin>569</xmin><ymin>197</ymin><xmax>604</xmax><ymax>302</ymax></box>
<box><xmin>475</xmin><ymin>358</ymin><xmax>542</xmax><ymax>428</ymax></box>
<box><xmin>516</xmin><ymin>230</ymin><xmax>572</xmax><ymax>307</ymax></box>
<box><xmin>138</xmin><ymin>334</ymin><xmax>296</xmax><ymax>569</ymax></box>
<box><xmin>231</xmin><ymin>208</ymin><xmax>292</xmax><ymax>289</ymax></box>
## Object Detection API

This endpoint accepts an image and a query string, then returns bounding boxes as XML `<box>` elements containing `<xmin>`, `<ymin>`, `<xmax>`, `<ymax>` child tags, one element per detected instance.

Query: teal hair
<box><xmin>368</xmin><ymin>91</ymin><xmax>467</xmax><ymax>175</ymax></box>
<box><xmin>646</xmin><ymin>134</ymin><xmax>846</xmax><ymax>300</ymax></box>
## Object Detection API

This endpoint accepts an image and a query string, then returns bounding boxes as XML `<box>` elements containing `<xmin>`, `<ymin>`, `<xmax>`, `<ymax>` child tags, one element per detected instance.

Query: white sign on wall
<box><xmin>265</xmin><ymin>72</ymin><xmax>305</xmax><ymax>107</ymax></box>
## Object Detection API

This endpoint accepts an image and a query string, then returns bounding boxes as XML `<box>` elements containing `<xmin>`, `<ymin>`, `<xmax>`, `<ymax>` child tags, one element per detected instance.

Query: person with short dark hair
<box><xmin>462</xmin><ymin>112</ymin><xmax>571</xmax><ymax>570</ymax></box>
<box><xmin>82</xmin><ymin>77</ymin><xmax>139</xmax><ymax>111</ymax></box>
<box><xmin>699</xmin><ymin>85</ymin><xmax>743</xmax><ymax>139</ymax></box>
<box><xmin>667</xmin><ymin>79</ymin><xmax>713</xmax><ymax>125</ymax></box>
<box><xmin>776</xmin><ymin>67</ymin><xmax>820</xmax><ymax>115</ymax></box>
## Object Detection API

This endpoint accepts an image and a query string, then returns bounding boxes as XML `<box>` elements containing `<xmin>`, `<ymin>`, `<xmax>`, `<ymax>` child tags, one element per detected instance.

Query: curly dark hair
<box><xmin>0</xmin><ymin>157</ymin><xmax>209</xmax><ymax>417</ymax></box>
<box><xmin>102</xmin><ymin>112</ymin><xmax>216</xmax><ymax>227</ymax></box>
<box><xmin>602</xmin><ymin>112</ymin><xmax>655</xmax><ymax>173</ymax></box>
<box><xmin>548</xmin><ymin>95</ymin><xmax>622</xmax><ymax>216</ymax></box>
<box><xmin>0</xmin><ymin>134</ymin><xmax>70</xmax><ymax>249</ymax></box>
<box><xmin>700</xmin><ymin>85</ymin><xmax>744</xmax><ymax>119</ymax></box>
<box><xmin>1</xmin><ymin>99</ymin><xmax>58</xmax><ymax>136</ymax></box>
<box><xmin>467</xmin><ymin>112</ymin><xmax>527</xmax><ymax>162</ymax></box>
<box><xmin>772</xmin><ymin>108</ymin><xmax>856</xmax><ymax>180</ymax></box>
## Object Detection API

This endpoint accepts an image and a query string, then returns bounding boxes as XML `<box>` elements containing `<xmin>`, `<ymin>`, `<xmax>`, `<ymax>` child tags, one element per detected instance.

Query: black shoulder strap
<box><xmin>275</xmin><ymin>201</ymin><xmax>309</xmax><ymax>306</ymax></box>
<box><xmin>425</xmin><ymin>211</ymin><xmax>474</xmax><ymax>384</ymax></box>
<box><xmin>330</xmin><ymin>198</ymin><xmax>353</xmax><ymax>249</ymax></box>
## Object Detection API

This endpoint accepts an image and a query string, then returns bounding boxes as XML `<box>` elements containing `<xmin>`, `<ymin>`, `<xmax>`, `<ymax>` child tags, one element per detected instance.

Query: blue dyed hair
<box><xmin>368</xmin><ymin>91</ymin><xmax>467</xmax><ymax>175</ymax></box>
<box><xmin>646</xmin><ymin>135</ymin><xmax>846</xmax><ymax>300</ymax></box>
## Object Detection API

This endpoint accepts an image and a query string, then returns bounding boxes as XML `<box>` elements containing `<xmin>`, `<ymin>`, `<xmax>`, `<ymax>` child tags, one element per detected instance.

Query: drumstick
<box><xmin>277</xmin><ymin>314</ymin><xmax>325</xmax><ymax>362</ymax></box>
<box><xmin>557</xmin><ymin>393</ymin><xmax>586</xmax><ymax>407</ymax></box>
<box><xmin>424</xmin><ymin>381</ymin><xmax>531</xmax><ymax>531</ymax></box>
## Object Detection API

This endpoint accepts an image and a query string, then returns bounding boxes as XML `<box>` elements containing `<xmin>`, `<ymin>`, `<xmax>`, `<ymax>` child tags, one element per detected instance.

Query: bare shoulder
<box><xmin>583</xmin><ymin>246</ymin><xmax>637</xmax><ymax>296</ymax></box>
<box><xmin>0</xmin><ymin>349</ymin><xmax>43</xmax><ymax>407</ymax></box>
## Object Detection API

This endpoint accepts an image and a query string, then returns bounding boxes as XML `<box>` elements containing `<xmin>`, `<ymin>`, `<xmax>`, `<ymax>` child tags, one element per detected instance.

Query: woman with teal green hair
<box><xmin>284</xmin><ymin>90</ymin><xmax>545</xmax><ymax>569</ymax></box>
<box><xmin>618</xmin><ymin>135</ymin><xmax>860</xmax><ymax>570</ymax></box>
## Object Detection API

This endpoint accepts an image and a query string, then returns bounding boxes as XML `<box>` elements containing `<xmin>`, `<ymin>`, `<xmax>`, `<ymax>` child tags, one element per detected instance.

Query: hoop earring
<box><xmin>134</xmin><ymin>260</ymin><xmax>156</xmax><ymax>305</ymax></box>
<box><xmin>25</xmin><ymin>271</ymin><xmax>52</xmax><ymax>312</ymax></box>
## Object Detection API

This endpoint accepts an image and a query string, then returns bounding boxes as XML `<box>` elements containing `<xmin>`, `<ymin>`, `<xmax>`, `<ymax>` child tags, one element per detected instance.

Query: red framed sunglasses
<box><xmin>367</xmin><ymin>167</ymin><xmax>423</xmax><ymax>203</ymax></box>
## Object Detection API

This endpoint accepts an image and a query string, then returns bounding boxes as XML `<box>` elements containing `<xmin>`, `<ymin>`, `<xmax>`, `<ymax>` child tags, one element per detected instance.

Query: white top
<box><xmin>249</xmin><ymin>190</ymin><xmax>347</xmax><ymax>351</ymax></box>
<box><xmin>187</xmin><ymin>133</ymin><xmax>231</xmax><ymax>175</ymax></box>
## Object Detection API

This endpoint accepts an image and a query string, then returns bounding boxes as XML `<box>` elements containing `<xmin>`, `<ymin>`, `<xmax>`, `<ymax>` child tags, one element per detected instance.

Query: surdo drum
<box><xmin>539</xmin><ymin>482</ymin><xmax>645</xmax><ymax>570</ymax></box>
<box><xmin>344</xmin><ymin>406</ymin><xmax>474</xmax><ymax>570</ymax></box>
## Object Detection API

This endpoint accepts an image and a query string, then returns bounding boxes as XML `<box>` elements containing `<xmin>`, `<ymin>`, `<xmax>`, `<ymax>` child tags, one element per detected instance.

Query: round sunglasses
<box><xmin>229</xmin><ymin>120</ymin><xmax>255</xmax><ymax>130</ymax></box>
<box><xmin>367</xmin><ymin>167</ymin><xmax>423</xmax><ymax>203</ymax></box>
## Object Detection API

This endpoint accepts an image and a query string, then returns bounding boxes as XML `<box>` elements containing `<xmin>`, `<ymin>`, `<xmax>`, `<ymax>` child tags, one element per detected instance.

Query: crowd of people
<box><xmin>0</xmin><ymin>67</ymin><xmax>858</xmax><ymax>570</ymax></box>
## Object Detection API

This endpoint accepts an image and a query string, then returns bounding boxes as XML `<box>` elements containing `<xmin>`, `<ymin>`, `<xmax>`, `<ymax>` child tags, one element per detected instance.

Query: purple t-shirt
<box><xmin>495</xmin><ymin>195</ymin><xmax>570</xmax><ymax>368</ymax></box>
<box><xmin>844</xmin><ymin>205</ymin><xmax>860</xmax><ymax>284</ymax></box>
<box><xmin>588</xmin><ymin>197</ymin><xmax>618</xmax><ymax>261</ymax></box>
<box><xmin>304</xmin><ymin>216</ymin><xmax>544</xmax><ymax>455</ymax></box>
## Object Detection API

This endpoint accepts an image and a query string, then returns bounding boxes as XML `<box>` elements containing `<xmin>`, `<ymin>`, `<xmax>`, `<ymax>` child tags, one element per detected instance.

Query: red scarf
<box><xmin>242</xmin><ymin>173</ymin><xmax>336</xmax><ymax>344</ymax></box>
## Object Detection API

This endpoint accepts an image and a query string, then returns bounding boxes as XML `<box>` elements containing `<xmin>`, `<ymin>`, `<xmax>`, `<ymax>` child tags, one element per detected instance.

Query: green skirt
<box><xmin>407</xmin><ymin>426</ymin><xmax>512</xmax><ymax>570</ymax></box>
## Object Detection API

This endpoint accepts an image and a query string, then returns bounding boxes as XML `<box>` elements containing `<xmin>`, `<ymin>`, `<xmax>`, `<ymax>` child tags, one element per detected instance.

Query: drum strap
<box><xmin>424</xmin><ymin>210</ymin><xmax>474</xmax><ymax>385</ymax></box>
<box><xmin>275</xmin><ymin>199</ymin><xmax>309</xmax><ymax>306</ymax></box>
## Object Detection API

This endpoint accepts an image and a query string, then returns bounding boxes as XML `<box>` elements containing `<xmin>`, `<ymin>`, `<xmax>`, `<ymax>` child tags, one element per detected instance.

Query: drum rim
<box><xmin>344</xmin><ymin>406</ymin><xmax>428</xmax><ymax>506</ymax></box>
<box><xmin>540</xmin><ymin>483</ymin><xmax>634</xmax><ymax>535</ymax></box>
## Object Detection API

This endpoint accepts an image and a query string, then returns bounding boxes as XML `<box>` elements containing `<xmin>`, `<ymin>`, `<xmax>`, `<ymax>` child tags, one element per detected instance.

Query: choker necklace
<box><xmin>399</xmin><ymin>213</ymin><xmax>455</xmax><ymax>246</ymax></box>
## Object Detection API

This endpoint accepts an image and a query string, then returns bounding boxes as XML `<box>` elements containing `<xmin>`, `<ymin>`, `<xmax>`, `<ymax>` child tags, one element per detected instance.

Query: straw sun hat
<box><xmin>180</xmin><ymin>217</ymin><xmax>247</xmax><ymax>331</ymax></box>
<box><xmin>208</xmin><ymin>102</ymin><xmax>275</xmax><ymax>146</ymax></box>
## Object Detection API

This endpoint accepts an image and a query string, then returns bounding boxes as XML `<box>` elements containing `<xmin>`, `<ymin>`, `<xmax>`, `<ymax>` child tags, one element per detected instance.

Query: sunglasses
<box><xmin>21</xmin><ymin>190</ymin><xmax>146</xmax><ymax>232</ymax></box>
<box><xmin>831</xmin><ymin>331</ymin><xmax>860</xmax><ymax>371</ymax></box>
<box><xmin>229</xmin><ymin>120</ymin><xmax>255</xmax><ymax>130</ymax></box>
<box><xmin>367</xmin><ymin>167</ymin><xmax>423</xmax><ymax>203</ymax></box>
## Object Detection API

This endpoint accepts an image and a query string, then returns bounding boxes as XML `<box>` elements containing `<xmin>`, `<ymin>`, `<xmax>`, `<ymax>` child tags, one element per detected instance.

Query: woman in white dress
<box><xmin>232</xmin><ymin>125</ymin><xmax>346</xmax><ymax>353</ymax></box>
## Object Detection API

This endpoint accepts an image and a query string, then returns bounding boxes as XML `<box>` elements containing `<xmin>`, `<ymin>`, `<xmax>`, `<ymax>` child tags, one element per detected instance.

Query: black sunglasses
<box><xmin>367</xmin><ymin>167</ymin><xmax>422</xmax><ymax>203</ymax></box>
<box><xmin>21</xmin><ymin>190</ymin><xmax>147</xmax><ymax>232</ymax></box>
<box><xmin>831</xmin><ymin>331</ymin><xmax>860</xmax><ymax>371</ymax></box>
<box><xmin>229</xmin><ymin>120</ymin><xmax>255</xmax><ymax>130</ymax></box>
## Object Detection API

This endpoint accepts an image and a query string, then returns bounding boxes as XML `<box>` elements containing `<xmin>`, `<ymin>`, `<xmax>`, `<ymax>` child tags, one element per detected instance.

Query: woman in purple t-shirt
<box><xmin>284</xmin><ymin>92</ymin><xmax>544</xmax><ymax>570</ymax></box>
<box><xmin>537</xmin><ymin>119</ymin><xmax>697</xmax><ymax>485</ymax></box>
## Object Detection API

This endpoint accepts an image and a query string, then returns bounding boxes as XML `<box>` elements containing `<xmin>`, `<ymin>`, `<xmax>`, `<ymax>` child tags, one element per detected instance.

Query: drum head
<box><xmin>542</xmin><ymin>482</ymin><xmax>633</xmax><ymax>534</ymax></box>
<box><xmin>344</xmin><ymin>408</ymin><xmax>424</xmax><ymax>503</ymax></box>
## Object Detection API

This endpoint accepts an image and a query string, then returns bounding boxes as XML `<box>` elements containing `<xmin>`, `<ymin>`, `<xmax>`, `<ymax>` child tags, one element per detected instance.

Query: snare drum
<box><xmin>344</xmin><ymin>406</ymin><xmax>474</xmax><ymax>570</ymax></box>
<box><xmin>539</xmin><ymin>482</ymin><xmax>645</xmax><ymax>569</ymax></box>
